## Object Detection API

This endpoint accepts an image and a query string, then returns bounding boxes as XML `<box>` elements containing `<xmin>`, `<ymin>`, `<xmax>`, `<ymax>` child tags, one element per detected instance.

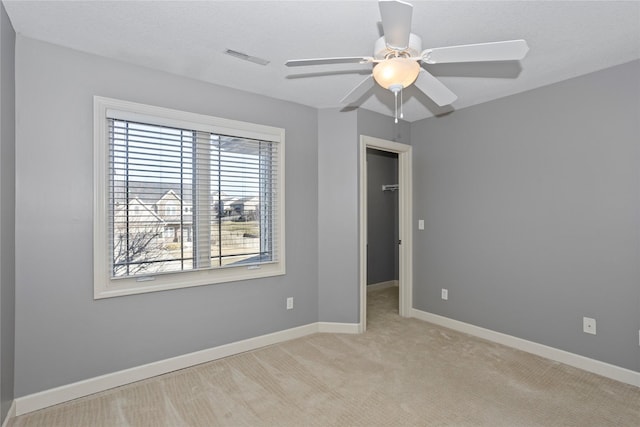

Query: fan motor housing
<box><xmin>374</xmin><ymin>33</ymin><xmax>422</xmax><ymax>59</ymax></box>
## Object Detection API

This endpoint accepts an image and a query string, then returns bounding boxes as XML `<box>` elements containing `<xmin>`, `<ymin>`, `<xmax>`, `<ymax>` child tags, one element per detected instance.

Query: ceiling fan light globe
<box><xmin>372</xmin><ymin>58</ymin><xmax>420</xmax><ymax>90</ymax></box>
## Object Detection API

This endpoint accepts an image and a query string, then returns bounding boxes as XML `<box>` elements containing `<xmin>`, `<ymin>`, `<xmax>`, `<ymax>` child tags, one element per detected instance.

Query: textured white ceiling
<box><xmin>4</xmin><ymin>0</ymin><xmax>640</xmax><ymax>122</ymax></box>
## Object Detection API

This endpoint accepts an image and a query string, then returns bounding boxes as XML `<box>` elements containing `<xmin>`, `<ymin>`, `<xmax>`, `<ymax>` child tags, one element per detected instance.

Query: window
<box><xmin>94</xmin><ymin>97</ymin><xmax>285</xmax><ymax>298</ymax></box>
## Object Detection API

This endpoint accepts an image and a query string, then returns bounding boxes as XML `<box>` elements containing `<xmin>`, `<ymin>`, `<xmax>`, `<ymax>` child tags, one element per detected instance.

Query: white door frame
<box><xmin>359</xmin><ymin>135</ymin><xmax>413</xmax><ymax>332</ymax></box>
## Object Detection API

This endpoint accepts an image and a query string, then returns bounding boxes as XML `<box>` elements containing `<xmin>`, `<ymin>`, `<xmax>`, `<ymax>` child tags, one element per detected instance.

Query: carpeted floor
<box><xmin>10</xmin><ymin>286</ymin><xmax>640</xmax><ymax>426</ymax></box>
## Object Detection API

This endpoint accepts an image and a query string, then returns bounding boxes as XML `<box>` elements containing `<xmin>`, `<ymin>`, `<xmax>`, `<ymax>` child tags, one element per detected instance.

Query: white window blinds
<box><xmin>108</xmin><ymin>118</ymin><xmax>279</xmax><ymax>279</ymax></box>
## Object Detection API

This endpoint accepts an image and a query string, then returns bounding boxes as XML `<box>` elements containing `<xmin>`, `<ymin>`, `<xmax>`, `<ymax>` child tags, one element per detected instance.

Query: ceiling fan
<box><xmin>285</xmin><ymin>0</ymin><xmax>529</xmax><ymax>121</ymax></box>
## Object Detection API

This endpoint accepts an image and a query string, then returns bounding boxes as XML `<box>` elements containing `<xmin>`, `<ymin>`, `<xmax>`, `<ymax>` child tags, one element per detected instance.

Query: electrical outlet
<box><xmin>583</xmin><ymin>317</ymin><xmax>596</xmax><ymax>335</ymax></box>
<box><xmin>441</xmin><ymin>289</ymin><xmax>448</xmax><ymax>300</ymax></box>
<box><xmin>286</xmin><ymin>297</ymin><xmax>294</xmax><ymax>310</ymax></box>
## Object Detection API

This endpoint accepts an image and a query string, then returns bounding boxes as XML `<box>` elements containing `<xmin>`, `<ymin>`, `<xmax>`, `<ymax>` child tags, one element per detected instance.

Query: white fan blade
<box><xmin>422</xmin><ymin>40</ymin><xmax>529</xmax><ymax>64</ymax></box>
<box><xmin>379</xmin><ymin>0</ymin><xmax>413</xmax><ymax>51</ymax></box>
<box><xmin>285</xmin><ymin>57</ymin><xmax>373</xmax><ymax>67</ymax></box>
<box><xmin>414</xmin><ymin>69</ymin><xmax>457</xmax><ymax>106</ymax></box>
<box><xmin>340</xmin><ymin>75</ymin><xmax>375</xmax><ymax>105</ymax></box>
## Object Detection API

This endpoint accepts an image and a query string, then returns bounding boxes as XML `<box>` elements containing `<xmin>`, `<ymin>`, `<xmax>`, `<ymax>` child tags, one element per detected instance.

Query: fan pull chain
<box><xmin>394</xmin><ymin>90</ymin><xmax>398</xmax><ymax>124</ymax></box>
<box><xmin>400</xmin><ymin>88</ymin><xmax>404</xmax><ymax>120</ymax></box>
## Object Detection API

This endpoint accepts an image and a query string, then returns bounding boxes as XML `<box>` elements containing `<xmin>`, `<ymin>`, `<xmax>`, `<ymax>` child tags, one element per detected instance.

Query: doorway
<box><xmin>366</xmin><ymin>148</ymin><xmax>398</xmax><ymax>290</ymax></box>
<box><xmin>359</xmin><ymin>135</ymin><xmax>413</xmax><ymax>332</ymax></box>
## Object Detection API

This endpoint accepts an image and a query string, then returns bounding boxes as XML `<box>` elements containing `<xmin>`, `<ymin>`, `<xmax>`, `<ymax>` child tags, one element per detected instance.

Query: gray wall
<box><xmin>14</xmin><ymin>36</ymin><xmax>319</xmax><ymax>397</ymax></box>
<box><xmin>317</xmin><ymin>109</ymin><xmax>358</xmax><ymax>323</ymax></box>
<box><xmin>366</xmin><ymin>148</ymin><xmax>398</xmax><ymax>285</ymax></box>
<box><xmin>357</xmin><ymin>108</ymin><xmax>410</xmax><ymax>145</ymax></box>
<box><xmin>317</xmin><ymin>108</ymin><xmax>409</xmax><ymax>322</ymax></box>
<box><xmin>411</xmin><ymin>60</ymin><xmax>640</xmax><ymax>372</ymax></box>
<box><xmin>0</xmin><ymin>2</ymin><xmax>15</xmax><ymax>421</ymax></box>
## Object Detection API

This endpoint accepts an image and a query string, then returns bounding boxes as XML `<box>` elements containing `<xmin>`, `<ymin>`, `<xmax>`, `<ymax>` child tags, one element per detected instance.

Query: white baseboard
<box><xmin>317</xmin><ymin>322</ymin><xmax>361</xmax><ymax>334</ymax></box>
<box><xmin>14</xmin><ymin>321</ymin><xmax>358</xmax><ymax>416</ymax></box>
<box><xmin>1</xmin><ymin>400</ymin><xmax>15</xmax><ymax>427</ymax></box>
<box><xmin>410</xmin><ymin>308</ymin><xmax>640</xmax><ymax>388</ymax></box>
<box><xmin>367</xmin><ymin>280</ymin><xmax>398</xmax><ymax>292</ymax></box>
<box><xmin>15</xmin><ymin>311</ymin><xmax>636</xmax><ymax>419</ymax></box>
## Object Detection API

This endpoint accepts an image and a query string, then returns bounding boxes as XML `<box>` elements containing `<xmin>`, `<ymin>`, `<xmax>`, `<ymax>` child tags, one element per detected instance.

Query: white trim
<box><xmin>359</xmin><ymin>137</ymin><xmax>368</xmax><ymax>332</ymax></box>
<box><xmin>1</xmin><ymin>401</ymin><xmax>15</xmax><ymax>427</ymax></box>
<box><xmin>93</xmin><ymin>96</ymin><xmax>286</xmax><ymax>299</ymax></box>
<box><xmin>367</xmin><ymin>280</ymin><xmax>398</xmax><ymax>292</ymax></box>
<box><xmin>14</xmin><ymin>322</ymin><xmax>360</xmax><ymax>416</ymax></box>
<box><xmin>410</xmin><ymin>308</ymin><xmax>640</xmax><ymax>388</ymax></box>
<box><xmin>397</xmin><ymin>144</ymin><xmax>413</xmax><ymax>318</ymax></box>
<box><xmin>359</xmin><ymin>136</ymin><xmax>413</xmax><ymax>333</ymax></box>
<box><xmin>102</xmin><ymin>97</ymin><xmax>284</xmax><ymax>143</ymax></box>
<box><xmin>317</xmin><ymin>322</ymin><xmax>361</xmax><ymax>334</ymax></box>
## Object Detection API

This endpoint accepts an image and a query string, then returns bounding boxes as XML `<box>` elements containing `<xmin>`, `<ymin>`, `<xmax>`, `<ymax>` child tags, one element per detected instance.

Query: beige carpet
<box><xmin>10</xmin><ymin>287</ymin><xmax>640</xmax><ymax>426</ymax></box>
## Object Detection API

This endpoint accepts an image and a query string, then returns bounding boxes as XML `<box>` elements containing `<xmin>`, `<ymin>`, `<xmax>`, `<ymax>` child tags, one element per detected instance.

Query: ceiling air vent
<box><xmin>224</xmin><ymin>49</ymin><xmax>270</xmax><ymax>66</ymax></box>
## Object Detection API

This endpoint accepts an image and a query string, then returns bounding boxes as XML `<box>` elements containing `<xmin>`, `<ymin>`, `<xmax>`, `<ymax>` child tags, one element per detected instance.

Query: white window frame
<box><xmin>93</xmin><ymin>96</ymin><xmax>285</xmax><ymax>299</ymax></box>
